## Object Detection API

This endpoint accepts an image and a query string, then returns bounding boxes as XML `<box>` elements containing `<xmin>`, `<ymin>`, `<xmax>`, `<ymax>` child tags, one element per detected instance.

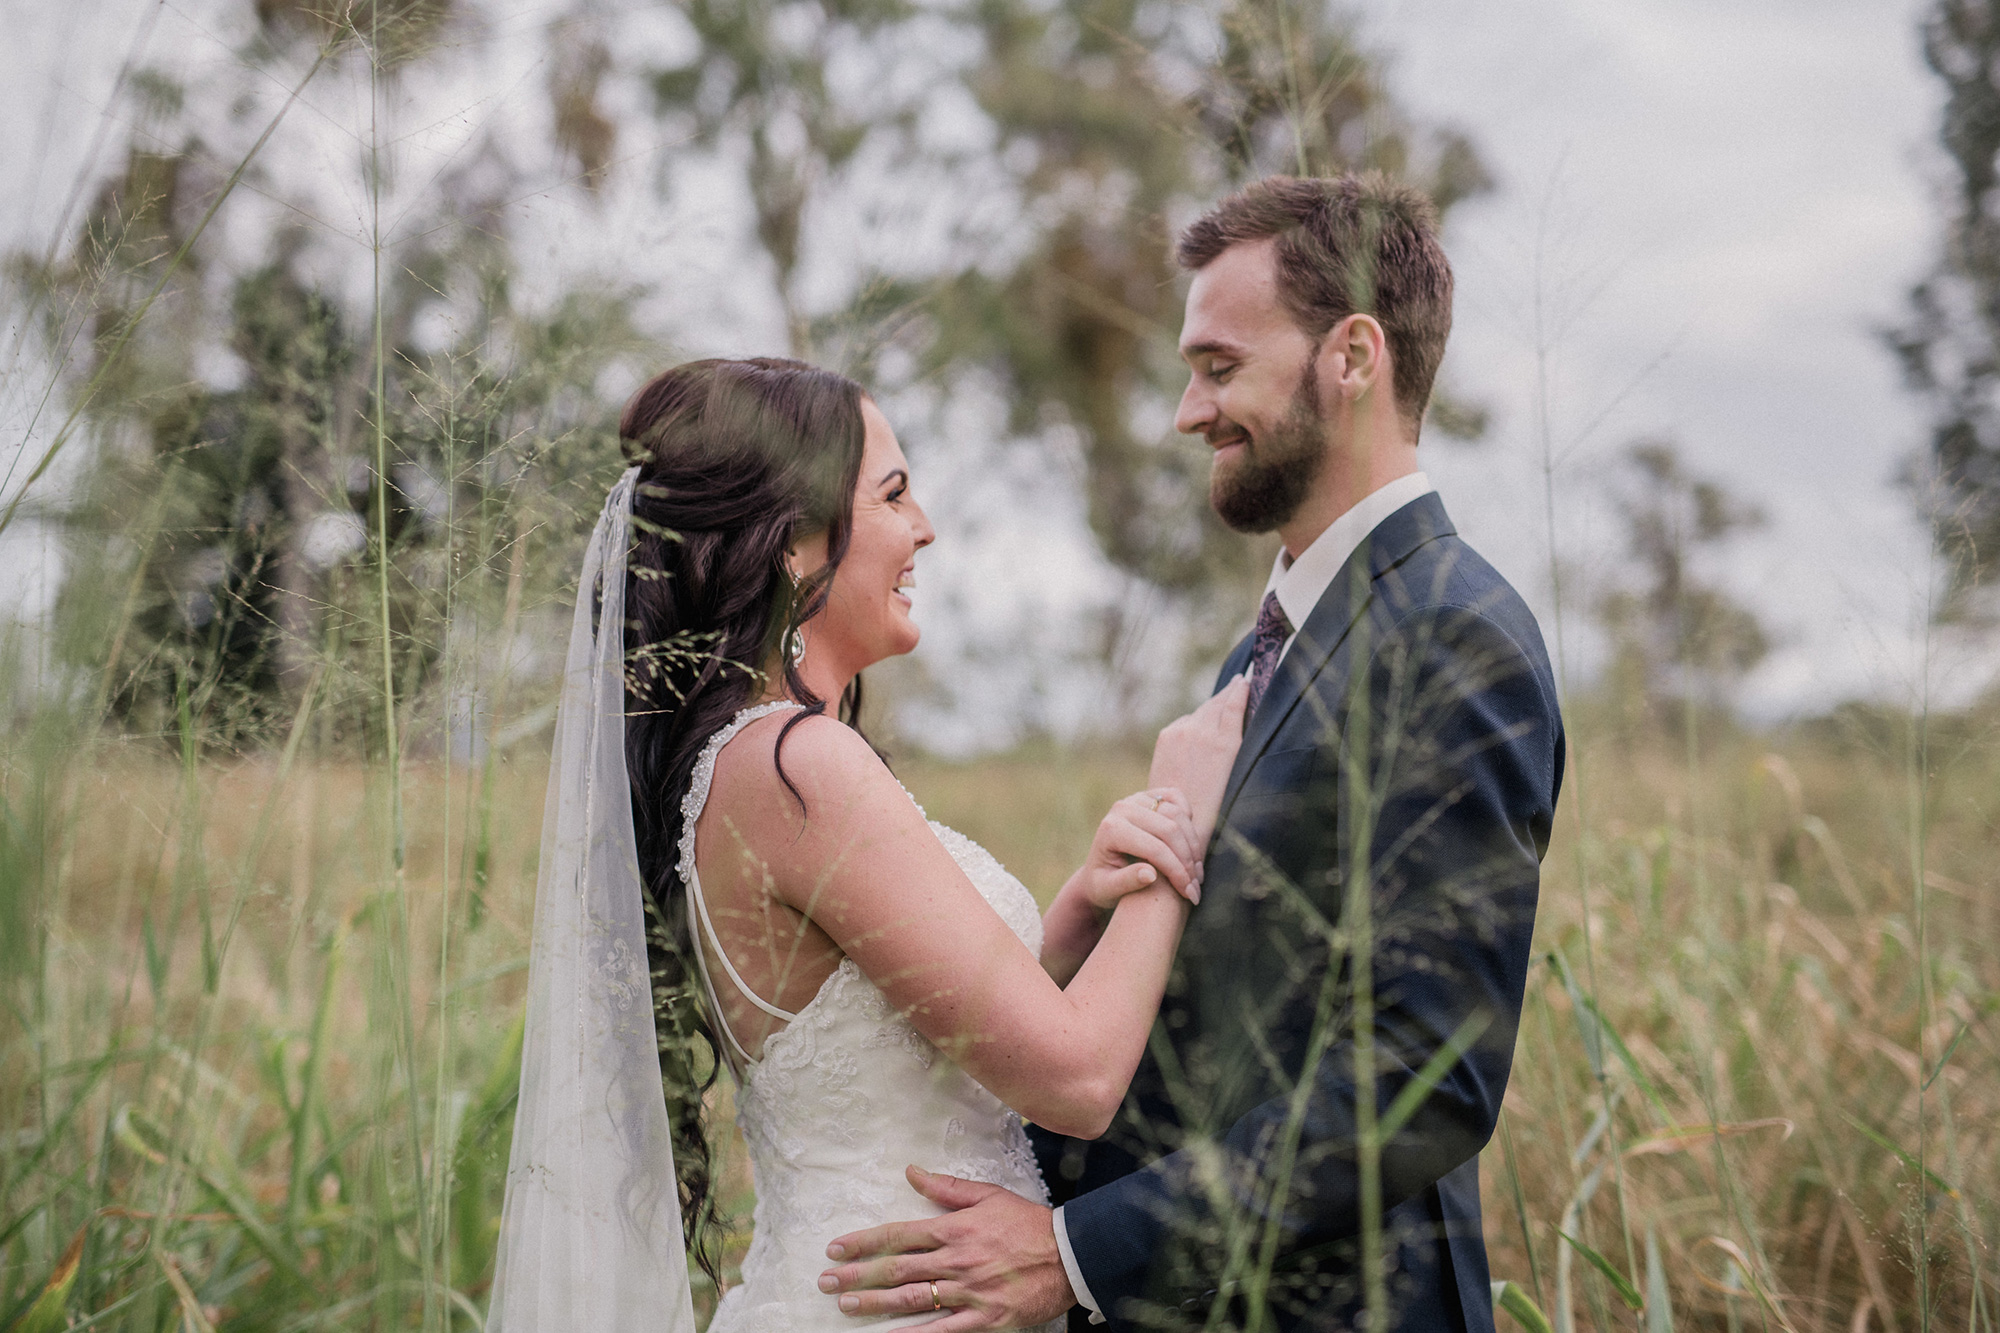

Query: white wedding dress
<box><xmin>685</xmin><ymin>702</ymin><xmax>1064</xmax><ymax>1333</ymax></box>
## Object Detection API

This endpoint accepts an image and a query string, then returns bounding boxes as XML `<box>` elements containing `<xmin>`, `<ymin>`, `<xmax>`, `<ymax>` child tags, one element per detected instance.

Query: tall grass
<box><xmin>0</xmin><ymin>693</ymin><xmax>1991</xmax><ymax>1329</ymax></box>
<box><xmin>1501</xmin><ymin>699</ymin><xmax>1997</xmax><ymax>1333</ymax></box>
<box><xmin>0</xmin><ymin>8</ymin><xmax>1991</xmax><ymax>1330</ymax></box>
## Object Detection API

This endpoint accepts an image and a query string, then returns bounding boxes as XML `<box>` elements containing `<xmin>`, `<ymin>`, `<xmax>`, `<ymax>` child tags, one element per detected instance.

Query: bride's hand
<box><xmin>1072</xmin><ymin>788</ymin><xmax>1204</xmax><ymax>907</ymax></box>
<box><xmin>1149</xmin><ymin>674</ymin><xmax>1250</xmax><ymax>847</ymax></box>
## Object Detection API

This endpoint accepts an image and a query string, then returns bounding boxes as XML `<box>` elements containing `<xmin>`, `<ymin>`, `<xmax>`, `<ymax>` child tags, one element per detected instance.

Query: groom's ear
<box><xmin>1324</xmin><ymin>312</ymin><xmax>1390</xmax><ymax>403</ymax></box>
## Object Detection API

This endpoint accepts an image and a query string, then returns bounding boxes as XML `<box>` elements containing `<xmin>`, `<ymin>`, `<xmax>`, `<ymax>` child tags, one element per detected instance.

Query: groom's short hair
<box><xmin>1178</xmin><ymin>173</ymin><xmax>1453</xmax><ymax>424</ymax></box>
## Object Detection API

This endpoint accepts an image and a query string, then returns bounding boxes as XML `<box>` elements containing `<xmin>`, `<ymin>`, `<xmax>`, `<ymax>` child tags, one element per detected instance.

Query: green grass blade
<box><xmin>0</xmin><ymin>1046</ymin><xmax>118</xmax><ymax>1199</ymax></box>
<box><xmin>116</xmin><ymin>1107</ymin><xmax>311</xmax><ymax>1288</ymax></box>
<box><xmin>1378</xmin><ymin>1009</ymin><xmax>1493</xmax><ymax>1143</ymax></box>
<box><xmin>1644</xmin><ymin>1225</ymin><xmax>1673</xmax><ymax>1333</ymax></box>
<box><xmin>288</xmin><ymin>922</ymin><xmax>346</xmax><ymax>1231</ymax></box>
<box><xmin>3</xmin><ymin>1222</ymin><xmax>85</xmax><ymax>1333</ymax></box>
<box><xmin>450</xmin><ymin>1011</ymin><xmax>524</xmax><ymax>1287</ymax></box>
<box><xmin>0</xmin><ymin>1201</ymin><xmax>47</xmax><ymax>1255</ymax></box>
<box><xmin>1923</xmin><ymin>1017</ymin><xmax>1972</xmax><ymax>1091</ymax></box>
<box><xmin>1493</xmin><ymin>1279</ymin><xmax>1555</xmax><ymax>1333</ymax></box>
<box><xmin>1546</xmin><ymin>952</ymin><xmax>1603</xmax><ymax>1081</ymax></box>
<box><xmin>1580</xmin><ymin>996</ymin><xmax>1670</xmax><ymax>1123</ymax></box>
<box><xmin>1844</xmin><ymin>1113</ymin><xmax>1956</xmax><ymax>1197</ymax></box>
<box><xmin>1557</xmin><ymin>1229</ymin><xmax>1643</xmax><ymax>1311</ymax></box>
<box><xmin>1549</xmin><ymin>950</ymin><xmax>1668</xmax><ymax>1123</ymax></box>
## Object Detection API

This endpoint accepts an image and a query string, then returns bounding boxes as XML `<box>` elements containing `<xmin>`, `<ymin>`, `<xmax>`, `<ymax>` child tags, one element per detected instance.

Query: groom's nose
<box><xmin>1175</xmin><ymin>376</ymin><xmax>1217</xmax><ymax>437</ymax></box>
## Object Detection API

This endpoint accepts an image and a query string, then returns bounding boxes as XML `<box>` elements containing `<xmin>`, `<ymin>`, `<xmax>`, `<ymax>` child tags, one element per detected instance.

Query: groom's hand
<box><xmin>818</xmin><ymin>1166</ymin><xmax>1075</xmax><ymax>1330</ymax></box>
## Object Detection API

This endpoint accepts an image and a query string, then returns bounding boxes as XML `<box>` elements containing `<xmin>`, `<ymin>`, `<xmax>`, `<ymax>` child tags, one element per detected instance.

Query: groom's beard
<box><xmin>1208</xmin><ymin>358</ymin><xmax>1328</xmax><ymax>534</ymax></box>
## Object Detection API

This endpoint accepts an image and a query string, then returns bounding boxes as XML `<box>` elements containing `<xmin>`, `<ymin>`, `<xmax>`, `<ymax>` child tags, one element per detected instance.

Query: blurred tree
<box><xmin>644</xmin><ymin>0</ymin><xmax>1492</xmax><ymax>674</ymax></box>
<box><xmin>1886</xmin><ymin>0</ymin><xmax>2000</xmax><ymax>620</ymax></box>
<box><xmin>25</xmin><ymin>1</ymin><xmax>651</xmax><ymax>748</ymax></box>
<box><xmin>1595</xmin><ymin>440</ymin><xmax>1770</xmax><ymax>715</ymax></box>
<box><xmin>25</xmin><ymin>0</ymin><xmax>1493</xmax><ymax>741</ymax></box>
<box><xmin>930</xmin><ymin>0</ymin><xmax>1491</xmax><ymax>642</ymax></box>
<box><xmin>647</xmin><ymin>0</ymin><xmax>914</xmax><ymax>352</ymax></box>
<box><xmin>253</xmin><ymin>0</ymin><xmax>456</xmax><ymax>65</ymax></box>
<box><xmin>47</xmin><ymin>262</ymin><xmax>354</xmax><ymax>739</ymax></box>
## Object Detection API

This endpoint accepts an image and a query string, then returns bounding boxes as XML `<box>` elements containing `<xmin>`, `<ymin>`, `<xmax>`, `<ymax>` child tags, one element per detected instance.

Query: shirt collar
<box><xmin>1262</xmin><ymin>472</ymin><xmax>1435</xmax><ymax>632</ymax></box>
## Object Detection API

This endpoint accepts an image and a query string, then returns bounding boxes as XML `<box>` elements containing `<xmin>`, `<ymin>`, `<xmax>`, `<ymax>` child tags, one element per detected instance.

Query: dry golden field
<box><xmin>1</xmin><ymin>703</ymin><xmax>1993</xmax><ymax>1331</ymax></box>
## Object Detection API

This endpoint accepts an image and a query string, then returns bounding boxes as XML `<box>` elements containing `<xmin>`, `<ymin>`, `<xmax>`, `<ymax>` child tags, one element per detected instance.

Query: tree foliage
<box><xmin>1595</xmin><ymin>440</ymin><xmax>1769</xmax><ymax>715</ymax></box>
<box><xmin>21</xmin><ymin>0</ymin><xmax>1491</xmax><ymax>741</ymax></box>
<box><xmin>1887</xmin><ymin>0</ymin><xmax>2000</xmax><ymax>619</ymax></box>
<box><xmin>650</xmin><ymin>0</ymin><xmax>916</xmax><ymax>352</ymax></box>
<box><xmin>22</xmin><ymin>2</ymin><xmax>654</xmax><ymax>749</ymax></box>
<box><xmin>644</xmin><ymin>0</ymin><xmax>1492</xmax><ymax>668</ymax></box>
<box><xmin>930</xmin><ymin>0</ymin><xmax>1491</xmax><ymax>618</ymax></box>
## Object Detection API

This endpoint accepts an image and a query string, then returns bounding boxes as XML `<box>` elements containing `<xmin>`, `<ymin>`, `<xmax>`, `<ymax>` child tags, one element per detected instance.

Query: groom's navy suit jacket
<box><xmin>1033</xmin><ymin>494</ymin><xmax>1564</xmax><ymax>1333</ymax></box>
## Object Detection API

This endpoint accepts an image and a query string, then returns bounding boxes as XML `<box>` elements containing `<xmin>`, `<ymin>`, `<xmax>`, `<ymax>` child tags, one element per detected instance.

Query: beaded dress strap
<box><xmin>679</xmin><ymin>700</ymin><xmax>806</xmax><ymax>1070</ymax></box>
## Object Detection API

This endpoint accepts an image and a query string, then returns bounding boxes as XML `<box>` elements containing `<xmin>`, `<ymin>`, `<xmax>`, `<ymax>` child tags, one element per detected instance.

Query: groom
<box><xmin>821</xmin><ymin>173</ymin><xmax>1565</xmax><ymax>1333</ymax></box>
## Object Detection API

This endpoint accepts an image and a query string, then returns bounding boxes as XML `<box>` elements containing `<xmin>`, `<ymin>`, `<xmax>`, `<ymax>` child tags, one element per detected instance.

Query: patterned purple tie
<box><xmin>1244</xmin><ymin>591</ymin><xmax>1292</xmax><ymax>722</ymax></box>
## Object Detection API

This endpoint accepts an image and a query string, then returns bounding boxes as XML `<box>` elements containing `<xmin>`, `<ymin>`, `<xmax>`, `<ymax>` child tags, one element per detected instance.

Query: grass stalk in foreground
<box><xmin>0</xmin><ymin>699</ymin><xmax>1995</xmax><ymax>1329</ymax></box>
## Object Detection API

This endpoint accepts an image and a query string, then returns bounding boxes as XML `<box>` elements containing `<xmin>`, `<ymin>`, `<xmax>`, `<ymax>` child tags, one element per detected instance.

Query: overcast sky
<box><xmin>1353</xmin><ymin>0</ymin><xmax>1994</xmax><ymax>717</ymax></box>
<box><xmin>2</xmin><ymin>0</ymin><xmax>1989</xmax><ymax>745</ymax></box>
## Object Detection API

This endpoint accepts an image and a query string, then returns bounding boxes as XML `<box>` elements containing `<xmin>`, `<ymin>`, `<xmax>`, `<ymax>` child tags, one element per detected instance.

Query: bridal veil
<box><xmin>488</xmin><ymin>467</ymin><xmax>698</xmax><ymax>1332</ymax></box>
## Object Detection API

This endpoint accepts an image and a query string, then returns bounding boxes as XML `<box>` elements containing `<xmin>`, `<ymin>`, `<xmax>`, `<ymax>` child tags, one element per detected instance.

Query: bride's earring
<box><xmin>780</xmin><ymin>557</ymin><xmax>809</xmax><ymax>670</ymax></box>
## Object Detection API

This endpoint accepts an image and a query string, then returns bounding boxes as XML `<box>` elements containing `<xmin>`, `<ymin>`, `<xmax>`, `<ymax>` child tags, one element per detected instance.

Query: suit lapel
<box><xmin>1215</xmin><ymin>493</ymin><xmax>1458</xmax><ymax>823</ymax></box>
<box><xmin>1214</xmin><ymin>634</ymin><xmax>1256</xmax><ymax>691</ymax></box>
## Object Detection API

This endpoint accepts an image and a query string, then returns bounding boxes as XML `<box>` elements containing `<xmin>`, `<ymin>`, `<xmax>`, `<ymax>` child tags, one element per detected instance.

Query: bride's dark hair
<box><xmin>617</xmin><ymin>356</ymin><xmax>870</xmax><ymax>1287</ymax></box>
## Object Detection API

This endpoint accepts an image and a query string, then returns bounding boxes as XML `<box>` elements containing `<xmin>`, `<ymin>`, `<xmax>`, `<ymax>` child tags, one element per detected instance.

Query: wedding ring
<box><xmin>1145</xmin><ymin>793</ymin><xmax>1162</xmax><ymax>811</ymax></box>
<box><xmin>930</xmin><ymin>1280</ymin><xmax>942</xmax><ymax>1311</ymax></box>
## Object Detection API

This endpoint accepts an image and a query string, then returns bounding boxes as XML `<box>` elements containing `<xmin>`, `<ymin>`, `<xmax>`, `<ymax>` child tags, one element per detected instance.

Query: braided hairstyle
<box><xmin>617</xmin><ymin>358</ymin><xmax>870</xmax><ymax>1286</ymax></box>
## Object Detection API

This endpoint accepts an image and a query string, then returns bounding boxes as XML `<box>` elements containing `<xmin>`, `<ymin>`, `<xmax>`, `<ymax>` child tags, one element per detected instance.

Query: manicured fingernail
<box><xmin>819</xmin><ymin>1274</ymin><xmax>839</xmax><ymax>1292</ymax></box>
<box><xmin>1139</xmin><ymin>866</ymin><xmax>1156</xmax><ymax>884</ymax></box>
<box><xmin>826</xmin><ymin>1243</ymin><xmax>846</xmax><ymax>1260</ymax></box>
<box><xmin>840</xmin><ymin>1295</ymin><xmax>860</xmax><ymax>1312</ymax></box>
<box><xmin>910</xmin><ymin>1165</ymin><xmax>928</xmax><ymax>1178</ymax></box>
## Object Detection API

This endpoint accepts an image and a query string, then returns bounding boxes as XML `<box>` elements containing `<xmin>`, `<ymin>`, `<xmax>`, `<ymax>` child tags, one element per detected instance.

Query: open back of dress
<box><xmin>682</xmin><ymin>704</ymin><xmax>1062</xmax><ymax>1333</ymax></box>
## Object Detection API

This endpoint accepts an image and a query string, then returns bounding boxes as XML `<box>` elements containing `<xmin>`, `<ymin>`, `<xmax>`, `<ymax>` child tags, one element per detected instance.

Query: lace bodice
<box><xmin>682</xmin><ymin>704</ymin><xmax>1060</xmax><ymax>1332</ymax></box>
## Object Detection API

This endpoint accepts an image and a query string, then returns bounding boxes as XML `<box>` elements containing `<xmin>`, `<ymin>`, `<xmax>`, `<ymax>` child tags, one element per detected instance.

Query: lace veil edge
<box><xmin>488</xmin><ymin>467</ymin><xmax>698</xmax><ymax>1333</ymax></box>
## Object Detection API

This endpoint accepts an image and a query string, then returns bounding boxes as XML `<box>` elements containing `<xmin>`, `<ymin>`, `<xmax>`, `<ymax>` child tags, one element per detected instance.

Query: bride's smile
<box><xmin>788</xmin><ymin>397</ymin><xmax>935</xmax><ymax>684</ymax></box>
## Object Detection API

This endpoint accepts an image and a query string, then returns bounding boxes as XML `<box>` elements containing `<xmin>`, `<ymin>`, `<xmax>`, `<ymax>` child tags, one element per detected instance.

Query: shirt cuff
<box><xmin>1051</xmin><ymin>1205</ymin><xmax>1106</xmax><ymax>1325</ymax></box>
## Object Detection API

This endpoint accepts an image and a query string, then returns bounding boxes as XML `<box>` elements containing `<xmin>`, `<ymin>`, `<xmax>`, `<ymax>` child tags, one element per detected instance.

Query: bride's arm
<box><xmin>1041</xmin><ymin>677</ymin><xmax>1251</xmax><ymax>985</ymax></box>
<box><xmin>742</xmin><ymin>687</ymin><xmax>1242</xmax><ymax>1141</ymax></box>
<box><xmin>1039</xmin><ymin>789</ymin><xmax>1200</xmax><ymax>988</ymax></box>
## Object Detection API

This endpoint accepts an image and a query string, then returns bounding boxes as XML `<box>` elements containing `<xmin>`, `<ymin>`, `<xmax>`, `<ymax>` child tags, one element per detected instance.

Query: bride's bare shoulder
<box><xmin>706</xmin><ymin>707</ymin><xmax>899</xmax><ymax>832</ymax></box>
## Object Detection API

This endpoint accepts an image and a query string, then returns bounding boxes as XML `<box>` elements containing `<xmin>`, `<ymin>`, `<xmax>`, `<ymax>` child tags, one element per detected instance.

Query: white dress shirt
<box><xmin>1262</xmin><ymin>470</ymin><xmax>1435</xmax><ymax>665</ymax></box>
<box><xmin>1050</xmin><ymin>470</ymin><xmax>1436</xmax><ymax>1324</ymax></box>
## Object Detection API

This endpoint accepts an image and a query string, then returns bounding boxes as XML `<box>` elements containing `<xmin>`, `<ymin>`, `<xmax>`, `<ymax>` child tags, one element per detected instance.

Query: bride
<box><xmin>488</xmin><ymin>357</ymin><xmax>1246</xmax><ymax>1332</ymax></box>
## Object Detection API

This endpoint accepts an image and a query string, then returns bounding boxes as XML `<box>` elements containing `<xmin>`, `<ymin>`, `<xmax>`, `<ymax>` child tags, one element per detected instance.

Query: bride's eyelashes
<box><xmin>877</xmin><ymin>465</ymin><xmax>910</xmax><ymax>505</ymax></box>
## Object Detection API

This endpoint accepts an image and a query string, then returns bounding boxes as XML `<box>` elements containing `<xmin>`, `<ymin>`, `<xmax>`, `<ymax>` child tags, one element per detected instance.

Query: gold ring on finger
<box><xmin>930</xmin><ymin>1280</ymin><xmax>942</xmax><ymax>1311</ymax></box>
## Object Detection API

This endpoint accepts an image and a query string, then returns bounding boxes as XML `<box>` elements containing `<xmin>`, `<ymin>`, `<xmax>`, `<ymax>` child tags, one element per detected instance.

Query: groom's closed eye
<box><xmin>1179</xmin><ymin>338</ymin><xmax>1245</xmax><ymax>372</ymax></box>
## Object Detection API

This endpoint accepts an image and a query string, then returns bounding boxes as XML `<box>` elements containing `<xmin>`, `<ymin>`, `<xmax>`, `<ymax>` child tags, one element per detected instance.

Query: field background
<box><xmin>3</xmin><ymin>1</ymin><xmax>1998</xmax><ymax>1329</ymax></box>
<box><xmin>2</xmin><ymin>694</ymin><xmax>1992</xmax><ymax>1331</ymax></box>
